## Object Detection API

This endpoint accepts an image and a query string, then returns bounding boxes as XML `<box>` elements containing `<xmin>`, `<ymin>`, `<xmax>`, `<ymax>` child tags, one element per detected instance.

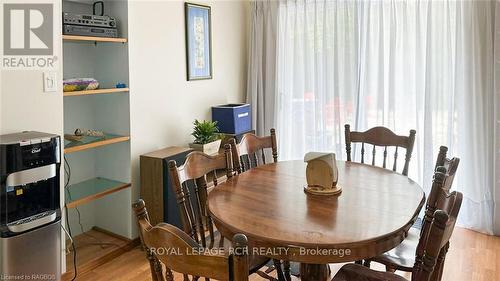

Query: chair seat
<box><xmin>210</xmin><ymin>231</ymin><xmax>270</xmax><ymax>274</ymax></box>
<box><xmin>332</xmin><ymin>263</ymin><xmax>408</xmax><ymax>281</ymax></box>
<box><xmin>370</xmin><ymin>227</ymin><xmax>420</xmax><ymax>271</ymax></box>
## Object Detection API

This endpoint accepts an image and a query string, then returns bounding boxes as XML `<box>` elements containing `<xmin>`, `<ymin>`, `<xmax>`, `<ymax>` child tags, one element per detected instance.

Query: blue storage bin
<box><xmin>212</xmin><ymin>104</ymin><xmax>252</xmax><ymax>134</ymax></box>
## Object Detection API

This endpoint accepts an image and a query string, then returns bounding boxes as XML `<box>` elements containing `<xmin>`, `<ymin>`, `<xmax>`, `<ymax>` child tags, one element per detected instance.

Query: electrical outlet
<box><xmin>43</xmin><ymin>72</ymin><xmax>57</xmax><ymax>92</ymax></box>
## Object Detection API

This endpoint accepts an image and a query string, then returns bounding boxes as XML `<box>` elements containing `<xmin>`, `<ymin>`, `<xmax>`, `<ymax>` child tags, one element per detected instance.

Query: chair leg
<box><xmin>273</xmin><ymin>259</ymin><xmax>286</xmax><ymax>281</ymax></box>
<box><xmin>283</xmin><ymin>260</ymin><xmax>291</xmax><ymax>281</ymax></box>
<box><xmin>363</xmin><ymin>260</ymin><xmax>371</xmax><ymax>268</ymax></box>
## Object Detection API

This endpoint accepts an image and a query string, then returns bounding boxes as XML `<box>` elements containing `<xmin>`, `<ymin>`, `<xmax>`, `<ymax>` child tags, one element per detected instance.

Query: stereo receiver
<box><xmin>63</xmin><ymin>12</ymin><xmax>116</xmax><ymax>28</ymax></box>
<box><xmin>63</xmin><ymin>24</ymin><xmax>118</xmax><ymax>38</ymax></box>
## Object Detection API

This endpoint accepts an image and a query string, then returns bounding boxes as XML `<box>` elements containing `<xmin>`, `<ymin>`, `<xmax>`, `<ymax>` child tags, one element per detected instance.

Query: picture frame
<box><xmin>185</xmin><ymin>2</ymin><xmax>213</xmax><ymax>81</ymax></box>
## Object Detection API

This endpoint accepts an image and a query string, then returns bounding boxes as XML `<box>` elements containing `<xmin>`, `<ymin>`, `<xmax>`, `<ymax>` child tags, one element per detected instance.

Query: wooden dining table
<box><xmin>208</xmin><ymin>160</ymin><xmax>425</xmax><ymax>281</ymax></box>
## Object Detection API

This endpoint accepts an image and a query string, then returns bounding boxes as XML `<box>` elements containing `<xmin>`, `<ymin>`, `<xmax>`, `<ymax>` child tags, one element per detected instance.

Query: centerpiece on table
<box><xmin>304</xmin><ymin>152</ymin><xmax>341</xmax><ymax>196</ymax></box>
<box><xmin>189</xmin><ymin>119</ymin><xmax>222</xmax><ymax>156</ymax></box>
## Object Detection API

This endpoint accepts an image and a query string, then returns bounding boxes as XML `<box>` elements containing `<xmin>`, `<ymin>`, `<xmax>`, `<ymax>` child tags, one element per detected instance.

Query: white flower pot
<box><xmin>189</xmin><ymin>139</ymin><xmax>222</xmax><ymax>156</ymax></box>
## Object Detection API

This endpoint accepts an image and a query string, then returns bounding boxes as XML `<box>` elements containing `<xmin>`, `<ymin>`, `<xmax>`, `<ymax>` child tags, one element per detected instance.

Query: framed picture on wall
<box><xmin>185</xmin><ymin>2</ymin><xmax>212</xmax><ymax>81</ymax></box>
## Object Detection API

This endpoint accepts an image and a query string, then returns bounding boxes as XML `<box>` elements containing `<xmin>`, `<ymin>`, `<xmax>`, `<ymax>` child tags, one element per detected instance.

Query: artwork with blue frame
<box><xmin>185</xmin><ymin>3</ymin><xmax>212</xmax><ymax>81</ymax></box>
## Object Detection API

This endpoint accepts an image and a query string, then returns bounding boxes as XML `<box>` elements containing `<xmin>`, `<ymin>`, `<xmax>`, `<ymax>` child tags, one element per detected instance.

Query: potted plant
<box><xmin>189</xmin><ymin>119</ymin><xmax>222</xmax><ymax>155</ymax></box>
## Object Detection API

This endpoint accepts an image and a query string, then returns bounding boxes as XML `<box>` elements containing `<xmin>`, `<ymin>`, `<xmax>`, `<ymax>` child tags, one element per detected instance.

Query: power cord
<box><xmin>65</xmin><ymin>158</ymin><xmax>121</xmax><ymax>249</ymax></box>
<box><xmin>63</xmin><ymin>155</ymin><xmax>124</xmax><ymax>277</ymax></box>
<box><xmin>64</xmin><ymin>155</ymin><xmax>77</xmax><ymax>281</ymax></box>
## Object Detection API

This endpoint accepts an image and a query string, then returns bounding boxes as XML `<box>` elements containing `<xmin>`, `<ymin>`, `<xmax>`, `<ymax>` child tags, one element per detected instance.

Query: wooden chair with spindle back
<box><xmin>332</xmin><ymin>184</ymin><xmax>463</xmax><ymax>281</ymax></box>
<box><xmin>363</xmin><ymin>165</ymin><xmax>461</xmax><ymax>275</ymax></box>
<box><xmin>168</xmin><ymin>145</ymin><xmax>234</xmax><ymax>249</ymax></box>
<box><xmin>344</xmin><ymin>124</ymin><xmax>416</xmax><ymax>176</ymax></box>
<box><xmin>167</xmin><ymin>145</ymin><xmax>271</xmax><ymax>278</ymax></box>
<box><xmin>364</xmin><ymin>146</ymin><xmax>460</xmax><ymax>272</ymax></box>
<box><xmin>435</xmin><ymin>146</ymin><xmax>460</xmax><ymax>191</ymax></box>
<box><xmin>229</xmin><ymin>128</ymin><xmax>278</xmax><ymax>173</ymax></box>
<box><xmin>133</xmin><ymin>199</ymin><xmax>250</xmax><ymax>281</ymax></box>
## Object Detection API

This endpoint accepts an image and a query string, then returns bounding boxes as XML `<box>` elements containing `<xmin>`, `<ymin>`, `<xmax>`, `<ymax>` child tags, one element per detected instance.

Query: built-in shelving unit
<box><xmin>64</xmin><ymin>134</ymin><xmax>130</xmax><ymax>154</ymax></box>
<box><xmin>62</xmin><ymin>35</ymin><xmax>127</xmax><ymax>43</ymax></box>
<box><xmin>63</xmin><ymin>88</ymin><xmax>129</xmax><ymax>97</ymax></box>
<box><xmin>62</xmin><ymin>0</ymin><xmax>132</xmax><ymax>277</ymax></box>
<box><xmin>65</xmin><ymin>177</ymin><xmax>131</xmax><ymax>208</ymax></box>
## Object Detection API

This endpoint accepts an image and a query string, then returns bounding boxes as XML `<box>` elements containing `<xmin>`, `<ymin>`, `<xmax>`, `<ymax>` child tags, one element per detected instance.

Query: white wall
<box><xmin>128</xmin><ymin>0</ymin><xmax>249</xmax><ymax>236</ymax></box>
<box><xmin>1</xmin><ymin>71</ymin><xmax>63</xmax><ymax>134</ymax></box>
<box><xmin>0</xmin><ymin>0</ymin><xmax>65</xmax><ymax>271</ymax></box>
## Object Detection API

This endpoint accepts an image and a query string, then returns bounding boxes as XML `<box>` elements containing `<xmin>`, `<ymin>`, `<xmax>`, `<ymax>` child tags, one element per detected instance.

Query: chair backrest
<box><xmin>412</xmin><ymin>168</ymin><xmax>463</xmax><ymax>281</ymax></box>
<box><xmin>344</xmin><ymin>124</ymin><xmax>416</xmax><ymax>176</ymax></box>
<box><xmin>168</xmin><ymin>145</ymin><xmax>233</xmax><ymax>248</ymax></box>
<box><xmin>133</xmin><ymin>199</ymin><xmax>249</xmax><ymax>281</ymax></box>
<box><xmin>434</xmin><ymin>146</ymin><xmax>460</xmax><ymax>191</ymax></box>
<box><xmin>230</xmin><ymin>128</ymin><xmax>278</xmax><ymax>173</ymax></box>
<box><xmin>412</xmin><ymin>206</ymin><xmax>462</xmax><ymax>281</ymax></box>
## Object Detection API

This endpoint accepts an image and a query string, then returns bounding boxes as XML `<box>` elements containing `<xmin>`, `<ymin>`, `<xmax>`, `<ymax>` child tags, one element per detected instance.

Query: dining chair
<box><xmin>168</xmin><ymin>146</ymin><xmax>233</xmax><ymax>248</ymax></box>
<box><xmin>167</xmin><ymin>146</ymin><xmax>271</xmax><ymax>279</ymax></box>
<box><xmin>409</xmin><ymin>145</ymin><xmax>459</xmax><ymax>233</ymax></box>
<box><xmin>362</xmin><ymin>166</ymin><xmax>462</xmax><ymax>276</ymax></box>
<box><xmin>435</xmin><ymin>146</ymin><xmax>460</xmax><ymax>191</ymax></box>
<box><xmin>229</xmin><ymin>128</ymin><xmax>278</xmax><ymax>173</ymax></box>
<box><xmin>332</xmin><ymin>187</ymin><xmax>463</xmax><ymax>281</ymax></box>
<box><xmin>133</xmin><ymin>199</ymin><xmax>250</xmax><ymax>281</ymax></box>
<box><xmin>344</xmin><ymin>124</ymin><xmax>416</xmax><ymax>176</ymax></box>
<box><xmin>361</xmin><ymin>147</ymin><xmax>460</xmax><ymax>271</ymax></box>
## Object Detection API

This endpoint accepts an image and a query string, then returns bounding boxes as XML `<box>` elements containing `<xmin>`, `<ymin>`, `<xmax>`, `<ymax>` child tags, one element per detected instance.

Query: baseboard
<box><xmin>61</xmin><ymin>229</ymin><xmax>140</xmax><ymax>281</ymax></box>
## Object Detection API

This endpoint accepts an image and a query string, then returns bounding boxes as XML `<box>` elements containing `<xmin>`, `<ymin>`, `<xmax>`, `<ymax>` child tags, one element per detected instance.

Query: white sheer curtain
<box><xmin>273</xmin><ymin>0</ymin><xmax>496</xmax><ymax>234</ymax></box>
<box><xmin>247</xmin><ymin>0</ymin><xmax>279</xmax><ymax>136</ymax></box>
<box><xmin>494</xmin><ymin>1</ymin><xmax>500</xmax><ymax>235</ymax></box>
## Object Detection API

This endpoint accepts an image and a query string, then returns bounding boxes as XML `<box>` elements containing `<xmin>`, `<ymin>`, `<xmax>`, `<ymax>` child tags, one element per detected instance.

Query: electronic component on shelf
<box><xmin>63</xmin><ymin>12</ymin><xmax>116</xmax><ymax>28</ymax></box>
<box><xmin>63</xmin><ymin>24</ymin><xmax>118</xmax><ymax>38</ymax></box>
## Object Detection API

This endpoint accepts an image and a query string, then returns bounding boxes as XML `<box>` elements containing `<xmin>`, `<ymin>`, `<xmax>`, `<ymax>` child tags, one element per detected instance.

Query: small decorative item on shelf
<box><xmin>74</xmin><ymin>128</ymin><xmax>105</xmax><ymax>137</ymax></box>
<box><xmin>63</xmin><ymin>78</ymin><xmax>99</xmax><ymax>92</ymax></box>
<box><xmin>65</xmin><ymin>128</ymin><xmax>105</xmax><ymax>143</ymax></box>
<box><xmin>116</xmin><ymin>83</ymin><xmax>127</xmax><ymax>88</ymax></box>
<box><xmin>64</xmin><ymin>134</ymin><xmax>83</xmax><ymax>142</ymax></box>
<box><xmin>304</xmin><ymin>152</ymin><xmax>341</xmax><ymax>196</ymax></box>
<box><xmin>189</xmin><ymin>119</ymin><xmax>222</xmax><ymax>155</ymax></box>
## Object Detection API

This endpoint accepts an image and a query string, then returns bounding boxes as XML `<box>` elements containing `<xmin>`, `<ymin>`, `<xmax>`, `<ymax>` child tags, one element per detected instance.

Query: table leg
<box><xmin>299</xmin><ymin>263</ymin><xmax>330</xmax><ymax>281</ymax></box>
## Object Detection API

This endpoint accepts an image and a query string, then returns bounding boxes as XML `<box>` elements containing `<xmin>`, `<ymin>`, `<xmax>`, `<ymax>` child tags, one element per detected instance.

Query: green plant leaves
<box><xmin>191</xmin><ymin>119</ymin><xmax>221</xmax><ymax>144</ymax></box>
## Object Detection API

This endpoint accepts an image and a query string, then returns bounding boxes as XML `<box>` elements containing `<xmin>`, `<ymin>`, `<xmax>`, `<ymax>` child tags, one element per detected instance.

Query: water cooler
<box><xmin>0</xmin><ymin>131</ymin><xmax>62</xmax><ymax>280</ymax></box>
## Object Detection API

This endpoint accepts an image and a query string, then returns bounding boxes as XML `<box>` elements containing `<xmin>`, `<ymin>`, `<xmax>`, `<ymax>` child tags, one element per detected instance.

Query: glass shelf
<box><xmin>64</xmin><ymin>133</ymin><xmax>130</xmax><ymax>154</ymax></box>
<box><xmin>65</xmin><ymin>177</ymin><xmax>131</xmax><ymax>208</ymax></box>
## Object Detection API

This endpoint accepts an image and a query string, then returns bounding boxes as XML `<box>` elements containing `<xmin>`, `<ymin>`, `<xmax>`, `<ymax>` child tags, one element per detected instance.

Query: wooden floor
<box><xmin>70</xmin><ymin>227</ymin><xmax>500</xmax><ymax>281</ymax></box>
<box><xmin>66</xmin><ymin>228</ymin><xmax>130</xmax><ymax>274</ymax></box>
